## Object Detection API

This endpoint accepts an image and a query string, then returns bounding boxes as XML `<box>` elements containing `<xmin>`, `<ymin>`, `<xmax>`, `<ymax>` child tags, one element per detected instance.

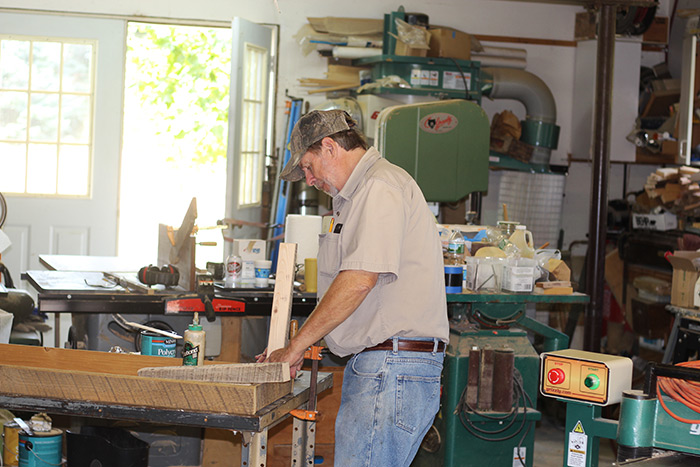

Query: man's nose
<box><xmin>305</xmin><ymin>170</ymin><xmax>315</xmax><ymax>186</ymax></box>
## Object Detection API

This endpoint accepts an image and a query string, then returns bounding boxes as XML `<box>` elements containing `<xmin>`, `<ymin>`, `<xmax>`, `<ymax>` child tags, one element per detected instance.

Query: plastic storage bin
<box><xmin>465</xmin><ymin>257</ymin><xmax>505</xmax><ymax>293</ymax></box>
<box><xmin>66</xmin><ymin>426</ymin><xmax>149</xmax><ymax>467</ymax></box>
<box><xmin>501</xmin><ymin>258</ymin><xmax>537</xmax><ymax>293</ymax></box>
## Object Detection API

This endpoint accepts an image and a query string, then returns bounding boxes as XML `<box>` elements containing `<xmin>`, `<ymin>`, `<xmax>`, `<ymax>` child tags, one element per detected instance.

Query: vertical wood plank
<box><xmin>202</xmin><ymin>316</ymin><xmax>243</xmax><ymax>466</ymax></box>
<box><xmin>219</xmin><ymin>316</ymin><xmax>242</xmax><ymax>363</ymax></box>
<box><xmin>267</xmin><ymin>243</ymin><xmax>297</xmax><ymax>354</ymax></box>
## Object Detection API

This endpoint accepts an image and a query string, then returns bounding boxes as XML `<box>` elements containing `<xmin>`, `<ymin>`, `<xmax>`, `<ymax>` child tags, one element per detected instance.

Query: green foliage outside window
<box><xmin>126</xmin><ymin>22</ymin><xmax>231</xmax><ymax>166</ymax></box>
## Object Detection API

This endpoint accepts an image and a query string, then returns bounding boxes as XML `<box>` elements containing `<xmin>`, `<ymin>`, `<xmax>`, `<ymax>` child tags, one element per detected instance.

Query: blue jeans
<box><xmin>334</xmin><ymin>338</ymin><xmax>444</xmax><ymax>467</ymax></box>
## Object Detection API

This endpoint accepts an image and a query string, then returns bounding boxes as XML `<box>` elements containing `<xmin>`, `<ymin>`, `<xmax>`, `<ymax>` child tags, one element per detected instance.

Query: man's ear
<box><xmin>320</xmin><ymin>137</ymin><xmax>336</xmax><ymax>156</ymax></box>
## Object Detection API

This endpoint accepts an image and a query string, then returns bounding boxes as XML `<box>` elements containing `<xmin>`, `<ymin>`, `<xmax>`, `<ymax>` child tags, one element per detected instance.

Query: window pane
<box><xmin>62</xmin><ymin>43</ymin><xmax>92</xmax><ymax>93</ymax></box>
<box><xmin>27</xmin><ymin>143</ymin><xmax>57</xmax><ymax>194</ymax></box>
<box><xmin>58</xmin><ymin>144</ymin><xmax>89</xmax><ymax>195</ymax></box>
<box><xmin>31</xmin><ymin>42</ymin><xmax>61</xmax><ymax>92</ymax></box>
<box><xmin>29</xmin><ymin>93</ymin><xmax>59</xmax><ymax>142</ymax></box>
<box><xmin>0</xmin><ymin>40</ymin><xmax>30</xmax><ymax>90</ymax></box>
<box><xmin>0</xmin><ymin>90</ymin><xmax>28</xmax><ymax>140</ymax></box>
<box><xmin>0</xmin><ymin>35</ymin><xmax>94</xmax><ymax>197</ymax></box>
<box><xmin>61</xmin><ymin>94</ymin><xmax>90</xmax><ymax>143</ymax></box>
<box><xmin>0</xmin><ymin>142</ymin><xmax>26</xmax><ymax>192</ymax></box>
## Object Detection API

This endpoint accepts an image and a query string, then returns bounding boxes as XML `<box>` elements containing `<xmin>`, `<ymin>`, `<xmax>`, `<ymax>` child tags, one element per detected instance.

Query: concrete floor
<box><xmin>534</xmin><ymin>413</ymin><xmax>617</xmax><ymax>467</ymax></box>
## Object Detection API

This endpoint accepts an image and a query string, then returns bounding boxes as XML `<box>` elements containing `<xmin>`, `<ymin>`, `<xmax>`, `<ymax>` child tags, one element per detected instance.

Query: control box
<box><xmin>540</xmin><ymin>349</ymin><xmax>632</xmax><ymax>406</ymax></box>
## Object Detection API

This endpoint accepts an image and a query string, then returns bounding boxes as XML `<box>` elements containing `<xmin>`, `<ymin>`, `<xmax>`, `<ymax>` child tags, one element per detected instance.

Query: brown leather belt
<box><xmin>363</xmin><ymin>339</ymin><xmax>446</xmax><ymax>353</ymax></box>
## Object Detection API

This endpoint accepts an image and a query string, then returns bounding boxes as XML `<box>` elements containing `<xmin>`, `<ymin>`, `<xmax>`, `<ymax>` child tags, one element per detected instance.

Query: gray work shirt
<box><xmin>318</xmin><ymin>147</ymin><xmax>449</xmax><ymax>357</ymax></box>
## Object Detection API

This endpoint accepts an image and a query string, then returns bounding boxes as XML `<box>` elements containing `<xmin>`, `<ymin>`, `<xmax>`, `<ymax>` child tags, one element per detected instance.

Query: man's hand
<box><xmin>266</xmin><ymin>345</ymin><xmax>305</xmax><ymax>379</ymax></box>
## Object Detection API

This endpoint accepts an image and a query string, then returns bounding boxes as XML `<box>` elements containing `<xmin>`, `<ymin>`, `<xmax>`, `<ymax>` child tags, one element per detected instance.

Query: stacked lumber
<box><xmin>298</xmin><ymin>64</ymin><xmax>369</xmax><ymax>94</ymax></box>
<box><xmin>638</xmin><ymin>166</ymin><xmax>700</xmax><ymax>214</ymax></box>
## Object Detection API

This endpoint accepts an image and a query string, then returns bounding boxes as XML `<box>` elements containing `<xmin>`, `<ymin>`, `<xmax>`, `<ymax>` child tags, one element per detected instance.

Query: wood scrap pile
<box><xmin>489</xmin><ymin>110</ymin><xmax>534</xmax><ymax>162</ymax></box>
<box><xmin>637</xmin><ymin>166</ymin><xmax>700</xmax><ymax>214</ymax></box>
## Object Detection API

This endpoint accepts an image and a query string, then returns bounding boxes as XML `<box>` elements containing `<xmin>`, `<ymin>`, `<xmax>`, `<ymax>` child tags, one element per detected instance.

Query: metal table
<box><xmin>22</xmin><ymin>269</ymin><xmax>317</xmax><ymax>347</ymax></box>
<box><xmin>0</xmin><ymin>370</ymin><xmax>332</xmax><ymax>466</ymax></box>
<box><xmin>23</xmin><ymin>270</ymin><xmax>317</xmax><ymax>316</ymax></box>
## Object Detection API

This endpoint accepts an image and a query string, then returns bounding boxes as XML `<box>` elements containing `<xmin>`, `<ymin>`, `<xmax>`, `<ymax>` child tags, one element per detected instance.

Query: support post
<box><xmin>584</xmin><ymin>4</ymin><xmax>615</xmax><ymax>353</ymax></box>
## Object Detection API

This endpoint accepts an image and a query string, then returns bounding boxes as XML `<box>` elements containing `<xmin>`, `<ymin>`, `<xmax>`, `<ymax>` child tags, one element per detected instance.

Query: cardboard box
<box><xmin>428</xmin><ymin>27</ymin><xmax>471</xmax><ymax>60</ymax></box>
<box><xmin>395</xmin><ymin>39</ymin><xmax>428</xmax><ymax>57</ymax></box>
<box><xmin>547</xmin><ymin>259</ymin><xmax>572</xmax><ymax>282</ymax></box>
<box><xmin>643</xmin><ymin>16</ymin><xmax>669</xmax><ymax>45</ymax></box>
<box><xmin>574</xmin><ymin>11</ymin><xmax>597</xmax><ymax>41</ymax></box>
<box><xmin>667</xmin><ymin>250</ymin><xmax>700</xmax><ymax>308</ymax></box>
<box><xmin>232</xmin><ymin>239</ymin><xmax>266</xmax><ymax>260</ymax></box>
<box><xmin>632</xmin><ymin>212</ymin><xmax>677</xmax><ymax>231</ymax></box>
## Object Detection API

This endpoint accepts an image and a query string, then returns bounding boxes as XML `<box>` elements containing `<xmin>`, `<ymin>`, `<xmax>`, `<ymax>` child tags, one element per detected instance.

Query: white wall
<box><xmin>0</xmin><ymin>0</ymin><xmax>668</xmax><ymax>253</ymax></box>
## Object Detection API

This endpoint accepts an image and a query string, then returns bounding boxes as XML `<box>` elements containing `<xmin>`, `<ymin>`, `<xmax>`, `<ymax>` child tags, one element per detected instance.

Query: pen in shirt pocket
<box><xmin>329</xmin><ymin>217</ymin><xmax>335</xmax><ymax>233</ymax></box>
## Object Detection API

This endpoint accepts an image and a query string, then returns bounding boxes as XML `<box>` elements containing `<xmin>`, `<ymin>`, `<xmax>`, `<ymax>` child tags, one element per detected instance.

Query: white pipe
<box><xmin>476</xmin><ymin>56</ymin><xmax>526</xmax><ymax>69</ymax></box>
<box><xmin>483</xmin><ymin>67</ymin><xmax>556</xmax><ymax>123</ymax></box>
<box><xmin>474</xmin><ymin>46</ymin><xmax>527</xmax><ymax>60</ymax></box>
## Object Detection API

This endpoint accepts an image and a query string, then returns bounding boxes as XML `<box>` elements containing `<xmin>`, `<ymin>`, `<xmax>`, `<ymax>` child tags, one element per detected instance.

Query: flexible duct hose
<box><xmin>482</xmin><ymin>67</ymin><xmax>556</xmax><ymax>123</ymax></box>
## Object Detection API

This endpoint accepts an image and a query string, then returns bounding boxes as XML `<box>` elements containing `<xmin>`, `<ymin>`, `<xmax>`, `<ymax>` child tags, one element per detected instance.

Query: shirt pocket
<box><xmin>318</xmin><ymin>232</ymin><xmax>341</xmax><ymax>278</ymax></box>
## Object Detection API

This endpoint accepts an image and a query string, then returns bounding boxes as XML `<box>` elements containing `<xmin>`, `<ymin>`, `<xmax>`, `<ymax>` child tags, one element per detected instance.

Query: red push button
<box><xmin>547</xmin><ymin>368</ymin><xmax>566</xmax><ymax>385</ymax></box>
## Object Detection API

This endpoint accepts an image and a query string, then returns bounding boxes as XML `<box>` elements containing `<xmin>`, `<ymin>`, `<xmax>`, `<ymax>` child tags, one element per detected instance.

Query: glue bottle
<box><xmin>183</xmin><ymin>312</ymin><xmax>206</xmax><ymax>366</ymax></box>
<box><xmin>508</xmin><ymin>225</ymin><xmax>535</xmax><ymax>259</ymax></box>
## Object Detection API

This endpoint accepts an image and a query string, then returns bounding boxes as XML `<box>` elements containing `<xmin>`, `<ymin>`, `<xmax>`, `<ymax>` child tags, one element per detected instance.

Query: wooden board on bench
<box><xmin>0</xmin><ymin>344</ymin><xmax>292</xmax><ymax>416</ymax></box>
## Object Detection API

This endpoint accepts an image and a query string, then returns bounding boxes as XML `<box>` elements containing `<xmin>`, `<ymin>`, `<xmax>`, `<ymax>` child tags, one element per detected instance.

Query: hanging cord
<box><xmin>0</xmin><ymin>191</ymin><xmax>7</xmax><ymax>228</ymax></box>
<box><xmin>455</xmin><ymin>367</ymin><xmax>534</xmax><ymax>462</ymax></box>
<box><xmin>0</xmin><ymin>262</ymin><xmax>15</xmax><ymax>288</ymax></box>
<box><xmin>448</xmin><ymin>57</ymin><xmax>470</xmax><ymax>100</ymax></box>
<box><xmin>656</xmin><ymin>360</ymin><xmax>700</xmax><ymax>424</ymax></box>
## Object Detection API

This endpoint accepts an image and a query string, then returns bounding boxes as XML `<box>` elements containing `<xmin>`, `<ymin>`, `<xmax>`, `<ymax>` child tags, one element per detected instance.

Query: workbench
<box><xmin>22</xmin><ymin>254</ymin><xmax>317</xmax><ymax>349</ymax></box>
<box><xmin>0</xmin><ymin>366</ymin><xmax>332</xmax><ymax>466</ymax></box>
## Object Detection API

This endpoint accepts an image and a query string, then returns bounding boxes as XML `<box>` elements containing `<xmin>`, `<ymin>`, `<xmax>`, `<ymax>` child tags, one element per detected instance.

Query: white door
<box><xmin>0</xmin><ymin>13</ymin><xmax>124</xmax><ymax>346</ymax></box>
<box><xmin>224</xmin><ymin>18</ymin><xmax>274</xmax><ymax>252</ymax></box>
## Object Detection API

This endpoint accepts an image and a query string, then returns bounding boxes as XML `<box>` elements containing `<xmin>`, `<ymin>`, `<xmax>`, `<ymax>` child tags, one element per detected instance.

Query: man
<box><xmin>266</xmin><ymin>109</ymin><xmax>448</xmax><ymax>466</ymax></box>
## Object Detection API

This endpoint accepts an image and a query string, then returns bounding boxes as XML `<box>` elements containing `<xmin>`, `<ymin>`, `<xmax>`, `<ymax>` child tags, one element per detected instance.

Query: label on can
<box><xmin>225</xmin><ymin>255</ymin><xmax>242</xmax><ymax>282</ymax></box>
<box><xmin>182</xmin><ymin>342</ymin><xmax>200</xmax><ymax>366</ymax></box>
<box><xmin>140</xmin><ymin>331</ymin><xmax>176</xmax><ymax>357</ymax></box>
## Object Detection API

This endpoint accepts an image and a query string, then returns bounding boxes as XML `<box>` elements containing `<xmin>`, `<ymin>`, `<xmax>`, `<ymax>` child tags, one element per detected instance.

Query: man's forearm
<box><xmin>290</xmin><ymin>269</ymin><xmax>378</xmax><ymax>354</ymax></box>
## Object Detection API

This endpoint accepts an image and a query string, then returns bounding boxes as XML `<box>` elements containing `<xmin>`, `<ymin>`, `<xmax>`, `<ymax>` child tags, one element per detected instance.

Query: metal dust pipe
<box><xmin>482</xmin><ymin>67</ymin><xmax>559</xmax><ymax>167</ymax></box>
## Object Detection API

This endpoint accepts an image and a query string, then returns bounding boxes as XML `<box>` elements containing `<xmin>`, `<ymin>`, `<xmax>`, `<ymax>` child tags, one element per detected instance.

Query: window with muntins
<box><xmin>0</xmin><ymin>36</ymin><xmax>95</xmax><ymax>197</ymax></box>
<box><xmin>238</xmin><ymin>42</ymin><xmax>267</xmax><ymax>207</ymax></box>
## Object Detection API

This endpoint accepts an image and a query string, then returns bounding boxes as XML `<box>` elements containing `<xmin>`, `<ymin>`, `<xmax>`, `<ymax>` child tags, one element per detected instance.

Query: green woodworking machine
<box><xmin>413</xmin><ymin>294</ymin><xmax>587</xmax><ymax>467</ymax></box>
<box><xmin>540</xmin><ymin>349</ymin><xmax>700</xmax><ymax>466</ymax></box>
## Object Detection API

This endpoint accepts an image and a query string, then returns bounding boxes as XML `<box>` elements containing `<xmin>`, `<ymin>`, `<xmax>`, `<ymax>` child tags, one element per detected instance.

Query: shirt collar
<box><xmin>335</xmin><ymin>146</ymin><xmax>381</xmax><ymax>202</ymax></box>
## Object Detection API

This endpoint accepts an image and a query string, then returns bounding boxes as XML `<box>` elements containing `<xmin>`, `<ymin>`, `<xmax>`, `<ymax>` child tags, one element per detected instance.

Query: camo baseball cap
<box><xmin>280</xmin><ymin>109</ymin><xmax>355</xmax><ymax>182</ymax></box>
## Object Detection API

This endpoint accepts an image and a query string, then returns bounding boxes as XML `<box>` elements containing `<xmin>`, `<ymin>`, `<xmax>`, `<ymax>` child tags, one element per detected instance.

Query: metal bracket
<box><xmin>292</xmin><ymin>403</ymin><xmax>317</xmax><ymax>465</ymax></box>
<box><xmin>241</xmin><ymin>430</ymin><xmax>268</xmax><ymax>467</ymax></box>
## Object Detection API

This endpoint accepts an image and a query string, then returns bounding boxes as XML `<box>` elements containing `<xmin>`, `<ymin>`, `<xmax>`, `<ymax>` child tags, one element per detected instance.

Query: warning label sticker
<box><xmin>443</xmin><ymin>71</ymin><xmax>471</xmax><ymax>90</ymax></box>
<box><xmin>512</xmin><ymin>447</ymin><xmax>526</xmax><ymax>467</ymax></box>
<box><xmin>567</xmin><ymin>426</ymin><xmax>588</xmax><ymax>467</ymax></box>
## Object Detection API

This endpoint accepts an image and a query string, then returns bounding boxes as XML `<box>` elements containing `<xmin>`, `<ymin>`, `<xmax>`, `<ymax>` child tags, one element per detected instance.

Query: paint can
<box><xmin>3</xmin><ymin>421</ymin><xmax>20</xmax><ymax>466</ymax></box>
<box><xmin>18</xmin><ymin>428</ymin><xmax>62</xmax><ymax>467</ymax></box>
<box><xmin>444</xmin><ymin>265</ymin><xmax>463</xmax><ymax>294</ymax></box>
<box><xmin>140</xmin><ymin>331</ymin><xmax>176</xmax><ymax>357</ymax></box>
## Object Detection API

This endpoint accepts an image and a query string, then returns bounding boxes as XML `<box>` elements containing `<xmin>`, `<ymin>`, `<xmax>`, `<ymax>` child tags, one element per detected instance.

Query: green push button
<box><xmin>584</xmin><ymin>374</ymin><xmax>600</xmax><ymax>390</ymax></box>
